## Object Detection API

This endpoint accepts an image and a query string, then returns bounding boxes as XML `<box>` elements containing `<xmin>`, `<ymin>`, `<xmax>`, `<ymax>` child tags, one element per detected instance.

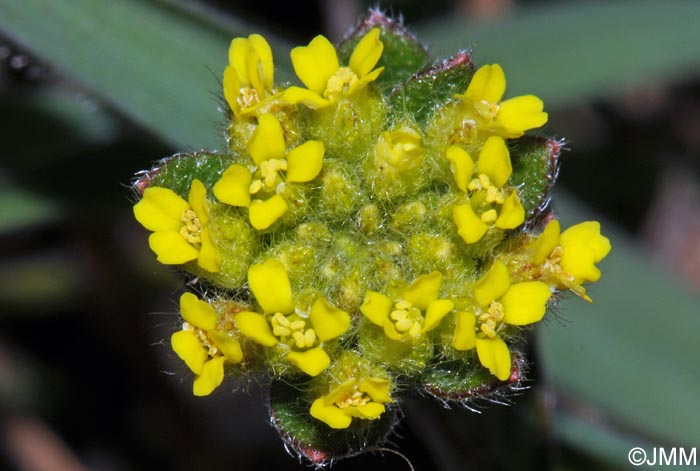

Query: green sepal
<box><xmin>269</xmin><ymin>377</ymin><xmax>398</xmax><ymax>465</ymax></box>
<box><xmin>418</xmin><ymin>355</ymin><xmax>525</xmax><ymax>402</ymax></box>
<box><xmin>337</xmin><ymin>10</ymin><xmax>430</xmax><ymax>92</ymax></box>
<box><xmin>356</xmin><ymin>320</ymin><xmax>434</xmax><ymax>375</ymax></box>
<box><xmin>388</xmin><ymin>52</ymin><xmax>474</xmax><ymax>124</ymax></box>
<box><xmin>134</xmin><ymin>151</ymin><xmax>230</xmax><ymax>199</ymax></box>
<box><xmin>508</xmin><ymin>137</ymin><xmax>561</xmax><ymax>221</ymax></box>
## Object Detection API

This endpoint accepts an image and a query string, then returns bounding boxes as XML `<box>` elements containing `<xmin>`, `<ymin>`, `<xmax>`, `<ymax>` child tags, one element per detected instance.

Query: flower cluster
<box><xmin>132</xmin><ymin>13</ymin><xmax>610</xmax><ymax>463</ymax></box>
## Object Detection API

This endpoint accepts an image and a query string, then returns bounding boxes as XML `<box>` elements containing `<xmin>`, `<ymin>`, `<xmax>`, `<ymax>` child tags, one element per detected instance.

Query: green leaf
<box><xmin>508</xmin><ymin>137</ymin><xmax>560</xmax><ymax>220</ymax></box>
<box><xmin>337</xmin><ymin>11</ymin><xmax>430</xmax><ymax>92</ymax></box>
<box><xmin>418</xmin><ymin>0</ymin><xmax>700</xmax><ymax>105</ymax></box>
<box><xmin>137</xmin><ymin>151</ymin><xmax>231</xmax><ymax>198</ymax></box>
<box><xmin>388</xmin><ymin>52</ymin><xmax>473</xmax><ymax>124</ymax></box>
<box><xmin>537</xmin><ymin>193</ymin><xmax>700</xmax><ymax>466</ymax></box>
<box><xmin>419</xmin><ymin>357</ymin><xmax>522</xmax><ymax>402</ymax></box>
<box><xmin>0</xmin><ymin>0</ymin><xmax>292</xmax><ymax>149</ymax></box>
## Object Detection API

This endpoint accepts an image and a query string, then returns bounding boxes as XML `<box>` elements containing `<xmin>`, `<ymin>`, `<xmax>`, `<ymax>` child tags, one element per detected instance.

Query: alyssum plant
<box><xmin>132</xmin><ymin>11</ymin><xmax>610</xmax><ymax>464</ymax></box>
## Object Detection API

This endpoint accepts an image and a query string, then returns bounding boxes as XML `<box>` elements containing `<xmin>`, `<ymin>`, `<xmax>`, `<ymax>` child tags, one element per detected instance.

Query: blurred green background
<box><xmin>1</xmin><ymin>0</ymin><xmax>699</xmax><ymax>470</ymax></box>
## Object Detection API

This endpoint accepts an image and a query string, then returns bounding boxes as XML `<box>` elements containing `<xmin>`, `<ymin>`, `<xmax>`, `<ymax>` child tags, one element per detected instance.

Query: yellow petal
<box><xmin>249</xmin><ymin>195</ymin><xmax>288</xmax><ymax>230</ymax></box>
<box><xmin>209</xmin><ymin>331</ymin><xmax>243</xmax><ymax>363</ymax></box>
<box><xmin>222</xmin><ymin>65</ymin><xmax>241</xmax><ymax>115</ymax></box>
<box><xmin>286</xmin><ymin>347</ymin><xmax>330</xmax><ymax>376</ymax></box>
<box><xmin>286</xmin><ymin>140</ymin><xmax>325</xmax><ymax>182</ymax></box>
<box><xmin>349</xmin><ymin>28</ymin><xmax>383</xmax><ymax>78</ymax></box>
<box><xmin>310</xmin><ymin>297</ymin><xmax>350</xmax><ymax>342</ymax></box>
<box><xmin>560</xmin><ymin>221</ymin><xmax>611</xmax><ymax>262</ymax></box>
<box><xmin>248</xmin><ymin>33</ymin><xmax>274</xmax><ymax>91</ymax></box>
<box><xmin>497</xmin><ymin>95</ymin><xmax>548</xmax><ymax>137</ymax></box>
<box><xmin>452</xmin><ymin>311</ymin><xmax>476</xmax><ymax>351</ymax></box>
<box><xmin>403</xmin><ymin>271</ymin><xmax>443</xmax><ymax>311</ymax></box>
<box><xmin>171</xmin><ymin>330</ymin><xmax>207</xmax><ymax>375</ymax></box>
<box><xmin>228</xmin><ymin>37</ymin><xmax>250</xmax><ymax>85</ymax></box>
<box><xmin>474</xmin><ymin>260</ymin><xmax>510</xmax><ymax>307</ymax></box>
<box><xmin>179</xmin><ymin>292</ymin><xmax>216</xmax><ymax>331</ymax></box>
<box><xmin>197</xmin><ymin>227</ymin><xmax>221</xmax><ymax>272</ymax></box>
<box><xmin>134</xmin><ymin>187</ymin><xmax>188</xmax><ymax>232</ymax></box>
<box><xmin>446</xmin><ymin>145</ymin><xmax>474</xmax><ymax>192</ymax></box>
<box><xmin>193</xmin><ymin>357</ymin><xmax>225</xmax><ymax>396</ymax></box>
<box><xmin>463</xmin><ymin>64</ymin><xmax>506</xmax><ymax>104</ymax></box>
<box><xmin>235</xmin><ymin>311</ymin><xmax>278</xmax><ymax>346</ymax></box>
<box><xmin>422</xmin><ymin>299</ymin><xmax>454</xmax><ymax>332</ymax></box>
<box><xmin>248</xmin><ymin>113</ymin><xmax>286</xmax><ymax>165</ymax></box>
<box><xmin>290</xmin><ymin>35</ymin><xmax>339</xmax><ymax>94</ymax></box>
<box><xmin>494</xmin><ymin>191</ymin><xmax>525</xmax><ymax>230</ymax></box>
<box><xmin>533</xmin><ymin>219</ymin><xmax>561</xmax><ymax>264</ymax></box>
<box><xmin>359</xmin><ymin>378</ymin><xmax>392</xmax><ymax>403</ymax></box>
<box><xmin>347</xmin><ymin>67</ymin><xmax>383</xmax><ymax>95</ymax></box>
<box><xmin>245</xmin><ymin>47</ymin><xmax>265</xmax><ymax>97</ymax></box>
<box><xmin>347</xmin><ymin>402</ymin><xmax>385</xmax><ymax>419</ymax></box>
<box><xmin>477</xmin><ymin>136</ymin><xmax>512</xmax><ymax>187</ymax></box>
<box><xmin>502</xmin><ymin>281</ymin><xmax>551</xmax><ymax>325</ymax></box>
<box><xmin>454</xmin><ymin>203</ymin><xmax>489</xmax><ymax>244</ymax></box>
<box><xmin>148</xmin><ymin>231</ymin><xmax>198</xmax><ymax>265</ymax></box>
<box><xmin>560</xmin><ymin>243</ymin><xmax>601</xmax><ymax>283</ymax></box>
<box><xmin>281</xmin><ymin>86</ymin><xmax>331</xmax><ymax>109</ymax></box>
<box><xmin>310</xmin><ymin>398</ymin><xmax>352</xmax><ymax>429</ymax></box>
<box><xmin>187</xmin><ymin>179</ymin><xmax>209</xmax><ymax>225</ymax></box>
<box><xmin>247</xmin><ymin>259</ymin><xmax>294</xmax><ymax>314</ymax></box>
<box><xmin>476</xmin><ymin>337</ymin><xmax>511</xmax><ymax>381</ymax></box>
<box><xmin>360</xmin><ymin>291</ymin><xmax>392</xmax><ymax>326</ymax></box>
<box><xmin>214</xmin><ymin>164</ymin><xmax>252</xmax><ymax>207</ymax></box>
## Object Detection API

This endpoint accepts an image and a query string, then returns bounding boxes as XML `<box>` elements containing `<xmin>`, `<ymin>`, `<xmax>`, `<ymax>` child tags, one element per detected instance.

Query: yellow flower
<box><xmin>223</xmin><ymin>34</ymin><xmax>277</xmax><ymax>117</ymax></box>
<box><xmin>234</xmin><ymin>259</ymin><xmax>350</xmax><ymax>376</ymax></box>
<box><xmin>283</xmin><ymin>28</ymin><xmax>384</xmax><ymax>109</ymax></box>
<box><xmin>533</xmin><ymin>220</ymin><xmax>611</xmax><ymax>301</ymax></box>
<box><xmin>452</xmin><ymin>260</ymin><xmax>551</xmax><ymax>380</ymax></box>
<box><xmin>455</xmin><ymin>64</ymin><xmax>548</xmax><ymax>138</ymax></box>
<box><xmin>310</xmin><ymin>376</ymin><xmax>392</xmax><ymax>429</ymax></box>
<box><xmin>213</xmin><ymin>113</ymin><xmax>325</xmax><ymax>230</ymax></box>
<box><xmin>373</xmin><ymin>125</ymin><xmax>423</xmax><ymax>173</ymax></box>
<box><xmin>449</xmin><ymin>136</ymin><xmax>525</xmax><ymax>243</ymax></box>
<box><xmin>171</xmin><ymin>292</ymin><xmax>243</xmax><ymax>396</ymax></box>
<box><xmin>133</xmin><ymin>179</ymin><xmax>220</xmax><ymax>272</ymax></box>
<box><xmin>361</xmin><ymin>272</ymin><xmax>454</xmax><ymax>342</ymax></box>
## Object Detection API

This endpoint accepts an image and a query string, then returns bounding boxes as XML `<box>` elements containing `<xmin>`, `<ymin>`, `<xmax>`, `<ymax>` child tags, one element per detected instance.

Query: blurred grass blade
<box><xmin>419</xmin><ymin>0</ymin><xmax>700</xmax><ymax>104</ymax></box>
<box><xmin>0</xmin><ymin>185</ymin><xmax>59</xmax><ymax>233</ymax></box>
<box><xmin>0</xmin><ymin>0</ymin><xmax>292</xmax><ymax>149</ymax></box>
<box><xmin>538</xmin><ymin>193</ymin><xmax>700</xmax><ymax>466</ymax></box>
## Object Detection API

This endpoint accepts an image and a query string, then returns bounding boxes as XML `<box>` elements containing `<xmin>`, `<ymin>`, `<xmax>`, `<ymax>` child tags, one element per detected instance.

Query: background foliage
<box><xmin>1</xmin><ymin>0</ymin><xmax>699</xmax><ymax>469</ymax></box>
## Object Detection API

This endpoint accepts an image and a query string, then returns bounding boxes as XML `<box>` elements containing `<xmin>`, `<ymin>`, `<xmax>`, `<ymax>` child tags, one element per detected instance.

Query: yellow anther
<box><xmin>485</xmin><ymin>185</ymin><xmax>505</xmax><ymax>204</ymax></box>
<box><xmin>474</xmin><ymin>99</ymin><xmax>499</xmax><ymax>120</ymax></box>
<box><xmin>395</xmin><ymin>299</ymin><xmax>412</xmax><ymax>310</ymax></box>
<box><xmin>324</xmin><ymin>67</ymin><xmax>359</xmax><ymax>100</ymax></box>
<box><xmin>390</xmin><ymin>309</ymin><xmax>408</xmax><ymax>321</ymax></box>
<box><xmin>478</xmin><ymin>174</ymin><xmax>492</xmax><ymax>189</ymax></box>
<box><xmin>481</xmin><ymin>209</ymin><xmax>498</xmax><ymax>223</ymax></box>
<box><xmin>408</xmin><ymin>322</ymin><xmax>421</xmax><ymax>338</ymax></box>
<box><xmin>249</xmin><ymin>179</ymin><xmax>263</xmax><ymax>194</ymax></box>
<box><xmin>258</xmin><ymin>158</ymin><xmax>288</xmax><ymax>189</ymax></box>
<box><xmin>289</xmin><ymin>320</ymin><xmax>306</xmax><ymax>330</ymax></box>
<box><xmin>273</xmin><ymin>325</ymin><xmax>291</xmax><ymax>337</ymax></box>
<box><xmin>272</xmin><ymin>312</ymin><xmax>290</xmax><ymax>327</ymax></box>
<box><xmin>304</xmin><ymin>329</ymin><xmax>316</xmax><ymax>346</ymax></box>
<box><xmin>237</xmin><ymin>87</ymin><xmax>260</xmax><ymax>109</ymax></box>
<box><xmin>179</xmin><ymin>209</ymin><xmax>202</xmax><ymax>243</ymax></box>
<box><xmin>477</xmin><ymin>301</ymin><xmax>505</xmax><ymax>338</ymax></box>
<box><xmin>395</xmin><ymin>318</ymin><xmax>414</xmax><ymax>332</ymax></box>
<box><xmin>336</xmin><ymin>390</ymin><xmax>370</xmax><ymax>409</ymax></box>
<box><xmin>292</xmin><ymin>331</ymin><xmax>306</xmax><ymax>347</ymax></box>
